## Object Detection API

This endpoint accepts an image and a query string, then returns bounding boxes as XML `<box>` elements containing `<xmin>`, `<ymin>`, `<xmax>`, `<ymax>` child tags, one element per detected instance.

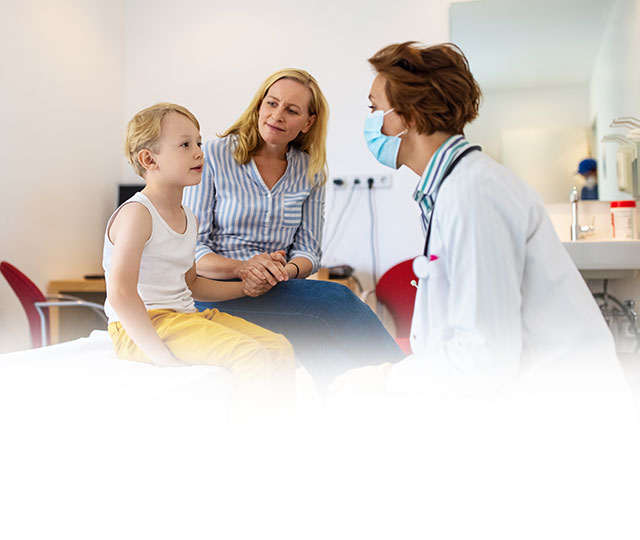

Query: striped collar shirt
<box><xmin>413</xmin><ymin>134</ymin><xmax>471</xmax><ymax>232</ymax></box>
<box><xmin>182</xmin><ymin>136</ymin><xmax>325</xmax><ymax>272</ymax></box>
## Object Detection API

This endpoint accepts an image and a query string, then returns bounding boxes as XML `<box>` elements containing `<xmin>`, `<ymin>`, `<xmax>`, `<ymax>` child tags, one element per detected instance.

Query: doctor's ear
<box><xmin>398</xmin><ymin>111</ymin><xmax>416</xmax><ymax>131</ymax></box>
<box><xmin>137</xmin><ymin>149</ymin><xmax>157</xmax><ymax>171</ymax></box>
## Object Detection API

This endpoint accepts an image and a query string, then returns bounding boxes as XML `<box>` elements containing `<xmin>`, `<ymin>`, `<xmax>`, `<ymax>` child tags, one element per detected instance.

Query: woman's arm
<box><xmin>287</xmin><ymin>180</ymin><xmax>325</xmax><ymax>274</ymax></box>
<box><xmin>284</xmin><ymin>256</ymin><xmax>313</xmax><ymax>280</ymax></box>
<box><xmin>107</xmin><ymin>204</ymin><xmax>187</xmax><ymax>367</ymax></box>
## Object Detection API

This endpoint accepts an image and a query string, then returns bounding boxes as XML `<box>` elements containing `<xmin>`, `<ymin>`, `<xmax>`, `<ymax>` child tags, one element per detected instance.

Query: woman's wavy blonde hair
<box><xmin>221</xmin><ymin>68</ymin><xmax>329</xmax><ymax>186</ymax></box>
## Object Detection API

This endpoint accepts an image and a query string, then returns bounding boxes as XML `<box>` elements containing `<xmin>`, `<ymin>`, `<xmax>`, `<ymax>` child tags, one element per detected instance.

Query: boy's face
<box><xmin>150</xmin><ymin>112</ymin><xmax>203</xmax><ymax>186</ymax></box>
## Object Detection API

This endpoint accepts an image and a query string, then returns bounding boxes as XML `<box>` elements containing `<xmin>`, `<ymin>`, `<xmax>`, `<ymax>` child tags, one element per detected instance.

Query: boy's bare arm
<box><xmin>107</xmin><ymin>203</ymin><xmax>187</xmax><ymax>367</ymax></box>
<box><xmin>185</xmin><ymin>263</ymin><xmax>250</xmax><ymax>300</ymax></box>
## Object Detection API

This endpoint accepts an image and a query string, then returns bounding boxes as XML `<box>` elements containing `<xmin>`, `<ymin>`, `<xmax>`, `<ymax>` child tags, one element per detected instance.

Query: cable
<box><xmin>367</xmin><ymin>177</ymin><xmax>378</xmax><ymax>289</ymax></box>
<box><xmin>323</xmin><ymin>178</ymin><xmax>344</xmax><ymax>229</ymax></box>
<box><xmin>349</xmin><ymin>274</ymin><xmax>364</xmax><ymax>294</ymax></box>
<box><xmin>323</xmin><ymin>180</ymin><xmax>358</xmax><ymax>256</ymax></box>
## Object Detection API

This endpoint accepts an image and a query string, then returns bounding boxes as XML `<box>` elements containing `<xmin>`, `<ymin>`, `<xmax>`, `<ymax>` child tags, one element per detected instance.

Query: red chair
<box><xmin>1</xmin><ymin>261</ymin><xmax>107</xmax><ymax>348</ymax></box>
<box><xmin>362</xmin><ymin>259</ymin><xmax>417</xmax><ymax>355</ymax></box>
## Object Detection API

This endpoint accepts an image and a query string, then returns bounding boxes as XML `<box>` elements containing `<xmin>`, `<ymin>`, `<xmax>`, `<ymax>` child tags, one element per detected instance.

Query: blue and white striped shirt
<box><xmin>413</xmin><ymin>134</ymin><xmax>471</xmax><ymax>233</ymax></box>
<box><xmin>182</xmin><ymin>136</ymin><xmax>325</xmax><ymax>273</ymax></box>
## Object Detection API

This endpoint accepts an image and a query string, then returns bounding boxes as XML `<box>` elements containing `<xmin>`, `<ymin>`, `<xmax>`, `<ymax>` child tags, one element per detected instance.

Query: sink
<box><xmin>562</xmin><ymin>240</ymin><xmax>640</xmax><ymax>279</ymax></box>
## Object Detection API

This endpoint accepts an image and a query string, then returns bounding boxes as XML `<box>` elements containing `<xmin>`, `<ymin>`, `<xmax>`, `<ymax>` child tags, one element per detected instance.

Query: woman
<box><xmin>183</xmin><ymin>68</ymin><xmax>403</xmax><ymax>392</ymax></box>
<box><xmin>338</xmin><ymin>42</ymin><xmax>620</xmax><ymax>394</ymax></box>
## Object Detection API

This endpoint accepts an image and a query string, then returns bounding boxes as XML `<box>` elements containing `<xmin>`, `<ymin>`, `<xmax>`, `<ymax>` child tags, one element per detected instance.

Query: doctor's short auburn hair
<box><xmin>368</xmin><ymin>41</ymin><xmax>481</xmax><ymax>136</ymax></box>
<box><xmin>124</xmin><ymin>102</ymin><xmax>200</xmax><ymax>177</ymax></box>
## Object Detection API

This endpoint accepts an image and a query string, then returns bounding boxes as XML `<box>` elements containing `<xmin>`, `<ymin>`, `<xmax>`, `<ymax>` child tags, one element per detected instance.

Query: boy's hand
<box><xmin>241</xmin><ymin>276</ymin><xmax>274</xmax><ymax>297</ymax></box>
<box><xmin>237</xmin><ymin>252</ymin><xmax>288</xmax><ymax>286</ymax></box>
<box><xmin>237</xmin><ymin>250</ymin><xmax>289</xmax><ymax>296</ymax></box>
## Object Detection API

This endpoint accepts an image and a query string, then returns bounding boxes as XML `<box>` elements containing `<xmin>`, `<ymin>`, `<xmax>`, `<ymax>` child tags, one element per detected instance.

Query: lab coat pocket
<box><xmin>282</xmin><ymin>191</ymin><xmax>310</xmax><ymax>228</ymax></box>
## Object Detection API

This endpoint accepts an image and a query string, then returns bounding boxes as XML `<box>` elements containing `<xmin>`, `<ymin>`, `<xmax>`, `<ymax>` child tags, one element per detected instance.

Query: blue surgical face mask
<box><xmin>364</xmin><ymin>108</ymin><xmax>407</xmax><ymax>169</ymax></box>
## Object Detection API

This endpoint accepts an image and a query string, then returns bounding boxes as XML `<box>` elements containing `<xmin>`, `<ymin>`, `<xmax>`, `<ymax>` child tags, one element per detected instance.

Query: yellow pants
<box><xmin>108</xmin><ymin>308</ymin><xmax>295</xmax><ymax>416</ymax></box>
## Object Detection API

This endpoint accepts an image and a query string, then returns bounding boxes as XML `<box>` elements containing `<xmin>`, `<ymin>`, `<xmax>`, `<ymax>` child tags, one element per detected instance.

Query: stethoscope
<box><xmin>411</xmin><ymin>145</ymin><xmax>482</xmax><ymax>284</ymax></box>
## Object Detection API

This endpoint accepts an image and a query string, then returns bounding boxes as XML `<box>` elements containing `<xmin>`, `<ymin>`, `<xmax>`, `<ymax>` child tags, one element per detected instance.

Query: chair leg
<box><xmin>35</xmin><ymin>305</ymin><xmax>48</xmax><ymax>348</ymax></box>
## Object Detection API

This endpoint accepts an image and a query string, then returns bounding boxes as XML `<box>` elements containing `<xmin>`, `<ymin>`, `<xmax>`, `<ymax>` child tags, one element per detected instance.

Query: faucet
<box><xmin>570</xmin><ymin>186</ymin><xmax>594</xmax><ymax>241</ymax></box>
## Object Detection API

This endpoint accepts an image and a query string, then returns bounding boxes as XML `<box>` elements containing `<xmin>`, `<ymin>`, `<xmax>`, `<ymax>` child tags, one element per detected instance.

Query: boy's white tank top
<box><xmin>102</xmin><ymin>191</ymin><xmax>196</xmax><ymax>323</ymax></box>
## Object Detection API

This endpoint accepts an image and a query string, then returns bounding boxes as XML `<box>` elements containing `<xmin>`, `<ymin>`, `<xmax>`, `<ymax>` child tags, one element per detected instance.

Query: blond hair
<box><xmin>221</xmin><ymin>69</ymin><xmax>329</xmax><ymax>186</ymax></box>
<box><xmin>124</xmin><ymin>102</ymin><xmax>200</xmax><ymax>177</ymax></box>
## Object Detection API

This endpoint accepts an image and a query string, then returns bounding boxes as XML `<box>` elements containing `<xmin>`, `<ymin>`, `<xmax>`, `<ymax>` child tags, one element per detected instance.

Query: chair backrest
<box><xmin>0</xmin><ymin>261</ymin><xmax>50</xmax><ymax>348</ymax></box>
<box><xmin>375</xmin><ymin>259</ymin><xmax>417</xmax><ymax>339</ymax></box>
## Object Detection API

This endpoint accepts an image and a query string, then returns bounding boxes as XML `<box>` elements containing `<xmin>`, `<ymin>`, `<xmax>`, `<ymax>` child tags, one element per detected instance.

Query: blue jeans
<box><xmin>195</xmin><ymin>279</ymin><xmax>404</xmax><ymax>393</ymax></box>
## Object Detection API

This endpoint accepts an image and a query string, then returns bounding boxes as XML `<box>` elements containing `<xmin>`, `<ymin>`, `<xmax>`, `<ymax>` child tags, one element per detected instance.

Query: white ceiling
<box><xmin>450</xmin><ymin>0</ymin><xmax>616</xmax><ymax>90</ymax></box>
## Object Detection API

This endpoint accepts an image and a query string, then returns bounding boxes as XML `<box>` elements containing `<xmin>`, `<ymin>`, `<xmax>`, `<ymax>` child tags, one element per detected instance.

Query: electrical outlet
<box><xmin>332</xmin><ymin>175</ymin><xmax>392</xmax><ymax>189</ymax></box>
<box><xmin>352</xmin><ymin>174</ymin><xmax>392</xmax><ymax>189</ymax></box>
<box><xmin>331</xmin><ymin>177</ymin><xmax>348</xmax><ymax>188</ymax></box>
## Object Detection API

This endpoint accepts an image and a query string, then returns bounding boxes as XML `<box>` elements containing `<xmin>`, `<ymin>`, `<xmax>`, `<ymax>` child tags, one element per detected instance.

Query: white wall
<box><xmin>123</xmin><ymin>0</ymin><xmax>456</xmax><ymax>291</ymax></box>
<box><xmin>465</xmin><ymin>84</ymin><xmax>591</xmax><ymax>202</ymax></box>
<box><xmin>590</xmin><ymin>0</ymin><xmax>640</xmax><ymax>202</ymax></box>
<box><xmin>0</xmin><ymin>0</ymin><xmax>125</xmax><ymax>353</ymax></box>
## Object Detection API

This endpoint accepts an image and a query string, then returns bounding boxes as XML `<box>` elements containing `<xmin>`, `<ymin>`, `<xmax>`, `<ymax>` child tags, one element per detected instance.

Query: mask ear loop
<box><xmin>383</xmin><ymin>108</ymin><xmax>408</xmax><ymax>137</ymax></box>
<box><xmin>382</xmin><ymin>107</ymin><xmax>409</xmax><ymax>137</ymax></box>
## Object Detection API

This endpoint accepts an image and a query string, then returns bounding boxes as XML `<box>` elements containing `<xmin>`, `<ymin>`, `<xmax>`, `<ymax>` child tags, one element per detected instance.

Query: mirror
<box><xmin>449</xmin><ymin>0</ymin><xmax>636</xmax><ymax>202</ymax></box>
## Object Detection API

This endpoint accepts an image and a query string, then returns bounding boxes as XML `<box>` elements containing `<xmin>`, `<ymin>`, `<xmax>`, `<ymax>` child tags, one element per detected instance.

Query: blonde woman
<box><xmin>183</xmin><ymin>68</ymin><xmax>402</xmax><ymax>392</ymax></box>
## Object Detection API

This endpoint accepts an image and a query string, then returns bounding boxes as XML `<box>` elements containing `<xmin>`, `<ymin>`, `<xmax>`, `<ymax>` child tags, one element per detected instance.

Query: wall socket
<box><xmin>332</xmin><ymin>174</ymin><xmax>392</xmax><ymax>189</ymax></box>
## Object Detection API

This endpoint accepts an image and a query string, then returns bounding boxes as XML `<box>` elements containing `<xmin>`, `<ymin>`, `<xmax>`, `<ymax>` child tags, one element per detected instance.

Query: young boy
<box><xmin>103</xmin><ymin>103</ymin><xmax>294</xmax><ymax>405</ymax></box>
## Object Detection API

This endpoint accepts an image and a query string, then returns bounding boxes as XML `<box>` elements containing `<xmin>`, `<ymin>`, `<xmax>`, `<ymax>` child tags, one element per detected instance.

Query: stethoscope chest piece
<box><xmin>413</xmin><ymin>255</ymin><xmax>430</xmax><ymax>280</ymax></box>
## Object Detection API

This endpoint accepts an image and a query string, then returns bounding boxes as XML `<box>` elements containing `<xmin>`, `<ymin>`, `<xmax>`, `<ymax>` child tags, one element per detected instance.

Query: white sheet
<box><xmin>2</xmin><ymin>334</ymin><xmax>640</xmax><ymax>540</ymax></box>
<box><xmin>0</xmin><ymin>330</ymin><xmax>235</xmax><ymax>425</ymax></box>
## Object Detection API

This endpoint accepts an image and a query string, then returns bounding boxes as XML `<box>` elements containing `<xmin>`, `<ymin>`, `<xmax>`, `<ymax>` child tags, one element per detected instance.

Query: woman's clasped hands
<box><xmin>238</xmin><ymin>250</ymin><xmax>289</xmax><ymax>297</ymax></box>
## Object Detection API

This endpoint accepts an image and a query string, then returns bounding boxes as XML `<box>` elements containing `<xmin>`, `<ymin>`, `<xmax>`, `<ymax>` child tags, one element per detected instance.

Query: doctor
<box><xmin>335</xmin><ymin>41</ymin><xmax>619</xmax><ymax>394</ymax></box>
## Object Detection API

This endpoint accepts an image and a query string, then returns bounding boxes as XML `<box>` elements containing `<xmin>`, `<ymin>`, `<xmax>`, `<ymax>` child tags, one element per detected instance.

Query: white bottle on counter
<box><xmin>610</xmin><ymin>200</ymin><xmax>637</xmax><ymax>240</ymax></box>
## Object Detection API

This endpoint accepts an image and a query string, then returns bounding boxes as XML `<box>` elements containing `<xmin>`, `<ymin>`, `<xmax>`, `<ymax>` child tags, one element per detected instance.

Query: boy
<box><xmin>103</xmin><ymin>103</ymin><xmax>294</xmax><ymax>405</ymax></box>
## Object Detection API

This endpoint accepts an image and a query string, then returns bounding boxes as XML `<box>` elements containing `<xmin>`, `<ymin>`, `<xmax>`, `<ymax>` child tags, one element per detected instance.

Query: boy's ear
<box><xmin>137</xmin><ymin>149</ymin><xmax>157</xmax><ymax>171</ymax></box>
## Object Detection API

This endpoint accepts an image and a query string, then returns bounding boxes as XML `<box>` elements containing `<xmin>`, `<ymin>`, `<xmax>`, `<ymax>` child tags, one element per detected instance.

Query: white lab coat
<box><xmin>388</xmin><ymin>151</ymin><xmax>622</xmax><ymax>395</ymax></box>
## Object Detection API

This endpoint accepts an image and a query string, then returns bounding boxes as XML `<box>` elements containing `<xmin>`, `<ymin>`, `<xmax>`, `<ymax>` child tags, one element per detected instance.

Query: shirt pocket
<box><xmin>282</xmin><ymin>190</ymin><xmax>310</xmax><ymax>228</ymax></box>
